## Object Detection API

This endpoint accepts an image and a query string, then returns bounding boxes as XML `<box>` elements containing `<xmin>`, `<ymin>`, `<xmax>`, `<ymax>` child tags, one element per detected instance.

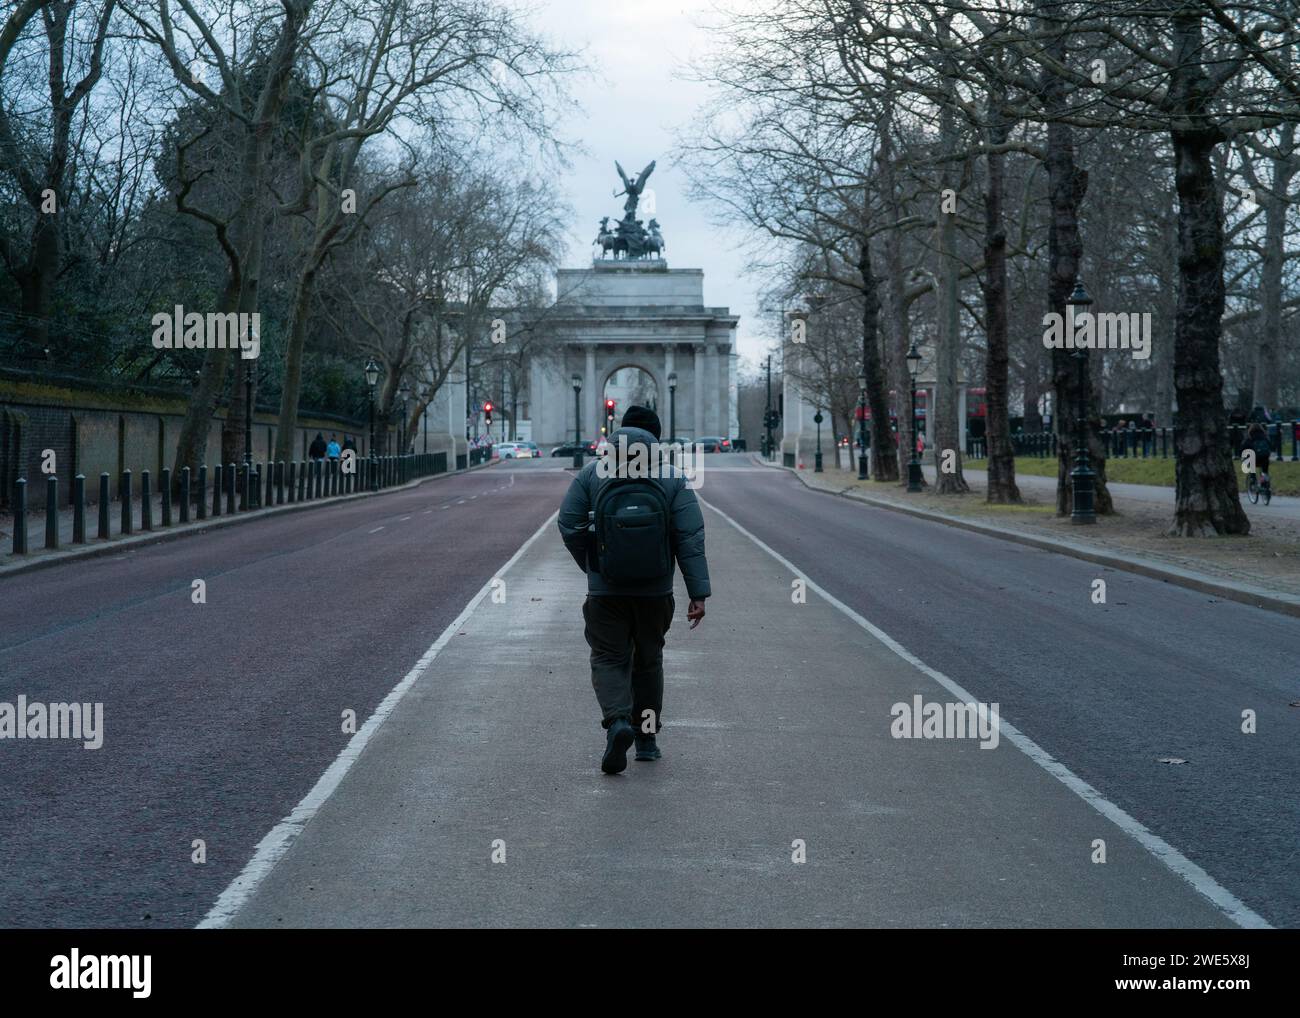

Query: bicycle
<box><xmin>1246</xmin><ymin>472</ymin><xmax>1272</xmax><ymax>506</ymax></box>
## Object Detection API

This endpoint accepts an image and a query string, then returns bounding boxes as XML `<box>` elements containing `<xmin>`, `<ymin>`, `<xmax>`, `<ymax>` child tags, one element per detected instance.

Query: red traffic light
<box><xmin>484</xmin><ymin>401</ymin><xmax>493</xmax><ymax>412</ymax></box>
<box><xmin>605</xmin><ymin>399</ymin><xmax>615</xmax><ymax>410</ymax></box>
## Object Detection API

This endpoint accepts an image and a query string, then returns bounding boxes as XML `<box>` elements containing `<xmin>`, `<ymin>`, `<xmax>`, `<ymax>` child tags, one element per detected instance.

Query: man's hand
<box><xmin>687</xmin><ymin>598</ymin><xmax>706</xmax><ymax>629</ymax></box>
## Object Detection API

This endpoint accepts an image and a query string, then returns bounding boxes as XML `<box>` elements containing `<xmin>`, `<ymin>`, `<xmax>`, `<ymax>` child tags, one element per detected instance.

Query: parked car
<box><xmin>518</xmin><ymin>442</ymin><xmax>541</xmax><ymax>458</ymax></box>
<box><xmin>550</xmin><ymin>441</ymin><xmax>598</xmax><ymax>458</ymax></box>
<box><xmin>497</xmin><ymin>442</ymin><xmax>526</xmax><ymax>459</ymax></box>
<box><xmin>696</xmin><ymin>436</ymin><xmax>732</xmax><ymax>452</ymax></box>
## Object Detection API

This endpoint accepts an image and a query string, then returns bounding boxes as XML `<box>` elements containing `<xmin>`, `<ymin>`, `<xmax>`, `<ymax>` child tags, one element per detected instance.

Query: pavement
<box><xmin>952</xmin><ymin>465</ymin><xmax>1300</xmax><ymax>523</ymax></box>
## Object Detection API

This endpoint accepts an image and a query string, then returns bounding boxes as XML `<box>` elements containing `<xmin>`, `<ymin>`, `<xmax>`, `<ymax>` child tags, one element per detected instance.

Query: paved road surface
<box><xmin>0</xmin><ymin>465</ymin><xmax>567</xmax><ymax>927</ymax></box>
<box><xmin>223</xmin><ymin>471</ymin><xmax>1233</xmax><ymax>928</ymax></box>
<box><xmin>1</xmin><ymin>455</ymin><xmax>1289</xmax><ymax>927</ymax></box>
<box><xmin>703</xmin><ymin>458</ymin><xmax>1297</xmax><ymax>926</ymax></box>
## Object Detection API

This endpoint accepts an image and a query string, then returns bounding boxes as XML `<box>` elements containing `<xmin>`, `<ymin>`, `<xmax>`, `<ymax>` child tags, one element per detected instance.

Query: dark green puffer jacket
<box><xmin>557</xmin><ymin>426</ymin><xmax>711</xmax><ymax>599</ymax></box>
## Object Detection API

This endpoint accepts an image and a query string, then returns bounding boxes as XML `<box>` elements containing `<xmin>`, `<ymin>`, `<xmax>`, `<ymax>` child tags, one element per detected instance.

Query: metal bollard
<box><xmin>226</xmin><ymin>463</ymin><xmax>235</xmax><ymax>515</ymax></box>
<box><xmin>276</xmin><ymin>461</ymin><xmax>285</xmax><ymax>505</ymax></box>
<box><xmin>161</xmin><ymin>468</ymin><xmax>172</xmax><ymax>526</ymax></box>
<box><xmin>212</xmin><ymin>463</ymin><xmax>223</xmax><ymax>517</ymax></box>
<box><xmin>98</xmin><ymin>473</ymin><xmax>110</xmax><ymax>538</ymax></box>
<box><xmin>180</xmin><ymin>467</ymin><xmax>190</xmax><ymax>524</ymax></box>
<box><xmin>316</xmin><ymin>460</ymin><xmax>324</xmax><ymax>499</ymax></box>
<box><xmin>12</xmin><ymin>477</ymin><xmax>27</xmax><ymax>554</ymax></box>
<box><xmin>238</xmin><ymin>465</ymin><xmax>247</xmax><ymax>512</ymax></box>
<box><xmin>141</xmin><ymin>470</ymin><xmax>153</xmax><ymax>531</ymax></box>
<box><xmin>193</xmin><ymin>465</ymin><xmax>203</xmax><ymax>521</ymax></box>
<box><xmin>121</xmin><ymin>470</ymin><xmax>133</xmax><ymax>535</ymax></box>
<box><xmin>45</xmin><ymin>475</ymin><xmax>59</xmax><ymax>549</ymax></box>
<box><xmin>288</xmin><ymin>461</ymin><xmax>297</xmax><ymax>503</ymax></box>
<box><xmin>73</xmin><ymin>474</ymin><xmax>86</xmax><ymax>544</ymax></box>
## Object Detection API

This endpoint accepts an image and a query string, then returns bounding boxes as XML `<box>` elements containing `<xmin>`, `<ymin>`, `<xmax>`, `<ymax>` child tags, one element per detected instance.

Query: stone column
<box><xmin>693</xmin><ymin>345</ymin><xmax>705</xmax><ymax>441</ymax></box>
<box><xmin>716</xmin><ymin>344</ymin><xmax>730</xmax><ymax>438</ymax></box>
<box><xmin>664</xmin><ymin>346</ymin><xmax>675</xmax><ymax>440</ymax></box>
<box><xmin>585</xmin><ymin>344</ymin><xmax>597</xmax><ymax>441</ymax></box>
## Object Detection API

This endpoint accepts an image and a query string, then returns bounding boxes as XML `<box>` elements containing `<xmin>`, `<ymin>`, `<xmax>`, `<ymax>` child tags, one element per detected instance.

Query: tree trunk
<box><xmin>982</xmin><ymin>112</ymin><xmax>1020</xmax><ymax>504</ymax></box>
<box><xmin>171</xmin><ymin>278</ymin><xmax>238</xmax><ymax>483</ymax></box>
<box><xmin>879</xmin><ymin>128</ymin><xmax>914</xmax><ymax>485</ymax></box>
<box><xmin>169</xmin><ymin>3</ymin><xmax>306</xmax><ymax>478</ymax></box>
<box><xmin>1152</xmin><ymin>206</ymin><xmax>1178</xmax><ymax>426</ymax></box>
<box><xmin>1253</xmin><ymin>130</ymin><xmax>1293</xmax><ymax>410</ymax></box>
<box><xmin>1167</xmin><ymin>12</ymin><xmax>1249</xmax><ymax>536</ymax></box>
<box><xmin>274</xmin><ymin>263</ymin><xmax>317</xmax><ymax>462</ymax></box>
<box><xmin>859</xmin><ymin>239</ymin><xmax>897</xmax><ymax>481</ymax></box>
<box><xmin>1038</xmin><ymin>2</ymin><xmax>1111</xmax><ymax>515</ymax></box>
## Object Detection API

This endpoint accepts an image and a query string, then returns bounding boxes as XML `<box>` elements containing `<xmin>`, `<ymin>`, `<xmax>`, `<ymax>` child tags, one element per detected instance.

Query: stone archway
<box><xmin>527</xmin><ymin>262</ymin><xmax>739</xmax><ymax>447</ymax></box>
<box><xmin>602</xmin><ymin>363</ymin><xmax>661</xmax><ymax>419</ymax></box>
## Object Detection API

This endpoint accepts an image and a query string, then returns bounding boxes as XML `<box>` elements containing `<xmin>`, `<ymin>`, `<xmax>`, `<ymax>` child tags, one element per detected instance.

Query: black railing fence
<box><xmin>8</xmin><ymin>450</ymin><xmax>458</xmax><ymax>557</ymax></box>
<box><xmin>965</xmin><ymin>422</ymin><xmax>1300</xmax><ymax>463</ymax></box>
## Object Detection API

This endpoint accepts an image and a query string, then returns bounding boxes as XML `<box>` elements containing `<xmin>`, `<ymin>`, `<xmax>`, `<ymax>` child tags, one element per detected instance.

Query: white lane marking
<box><xmin>440</xmin><ymin>505</ymin><xmax>450</xmax><ymax>510</ymax></box>
<box><xmin>368</xmin><ymin>526</ymin><xmax>384</xmax><ymax>534</ymax></box>
<box><xmin>422</xmin><ymin>510</ymin><xmax>433</xmax><ymax>514</ymax></box>
<box><xmin>198</xmin><ymin>509</ymin><xmax>560</xmax><ymax>929</ymax></box>
<box><xmin>699</xmin><ymin>497</ymin><xmax>1272</xmax><ymax>930</ymax></box>
<box><xmin>455</xmin><ymin>499</ymin><xmax>466</xmax><ymax>505</ymax></box>
<box><xmin>400</xmin><ymin>516</ymin><xmax>411</xmax><ymax>521</ymax></box>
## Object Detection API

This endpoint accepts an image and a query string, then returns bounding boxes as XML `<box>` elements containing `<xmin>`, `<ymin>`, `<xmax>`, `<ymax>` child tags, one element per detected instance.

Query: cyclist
<box><xmin>1242</xmin><ymin>422</ymin><xmax>1273</xmax><ymax>500</ymax></box>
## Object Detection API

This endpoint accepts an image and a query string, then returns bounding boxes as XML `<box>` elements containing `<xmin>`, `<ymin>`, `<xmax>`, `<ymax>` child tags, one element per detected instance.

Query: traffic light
<box><xmin>605</xmin><ymin>398</ymin><xmax>616</xmax><ymax>431</ymax></box>
<box><xmin>483</xmin><ymin>400</ymin><xmax>493</xmax><ymax>426</ymax></box>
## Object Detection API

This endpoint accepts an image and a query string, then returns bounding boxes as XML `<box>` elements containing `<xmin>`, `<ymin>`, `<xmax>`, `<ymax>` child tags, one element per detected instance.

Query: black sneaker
<box><xmin>601</xmin><ymin>719</ymin><xmax>635</xmax><ymax>774</ymax></box>
<box><xmin>634</xmin><ymin>733</ymin><xmax>661</xmax><ymax>761</ymax></box>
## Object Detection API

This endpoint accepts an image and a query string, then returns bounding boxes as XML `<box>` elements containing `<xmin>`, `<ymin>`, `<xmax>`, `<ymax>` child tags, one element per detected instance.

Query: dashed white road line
<box><xmin>699</xmin><ymin>496</ymin><xmax>1272</xmax><ymax>931</ymax></box>
<box><xmin>368</xmin><ymin>526</ymin><xmax>384</xmax><ymax>534</ymax></box>
<box><xmin>197</xmin><ymin>510</ymin><xmax>560</xmax><ymax>929</ymax></box>
<box><xmin>400</xmin><ymin>516</ymin><xmax>411</xmax><ymax>521</ymax></box>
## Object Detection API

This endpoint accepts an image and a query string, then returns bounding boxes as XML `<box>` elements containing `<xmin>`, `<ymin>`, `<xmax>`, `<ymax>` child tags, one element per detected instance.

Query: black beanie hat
<box><xmin>621</xmin><ymin>404</ymin><xmax>661</xmax><ymax>439</ymax></box>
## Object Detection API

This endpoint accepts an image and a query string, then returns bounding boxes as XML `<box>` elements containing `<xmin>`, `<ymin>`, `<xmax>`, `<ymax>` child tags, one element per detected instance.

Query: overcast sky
<box><xmin>527</xmin><ymin>0</ymin><xmax>770</xmax><ymax>368</ymax></box>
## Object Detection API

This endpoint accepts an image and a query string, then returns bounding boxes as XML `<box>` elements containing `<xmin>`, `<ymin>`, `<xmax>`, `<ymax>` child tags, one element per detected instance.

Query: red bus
<box><xmin>857</xmin><ymin>387</ymin><xmax>987</xmax><ymax>421</ymax></box>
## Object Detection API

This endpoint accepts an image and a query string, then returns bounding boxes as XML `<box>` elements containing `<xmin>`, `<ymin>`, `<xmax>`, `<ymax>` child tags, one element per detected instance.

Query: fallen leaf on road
<box><xmin>1157</xmin><ymin>757</ymin><xmax>1187</xmax><ymax>765</ymax></box>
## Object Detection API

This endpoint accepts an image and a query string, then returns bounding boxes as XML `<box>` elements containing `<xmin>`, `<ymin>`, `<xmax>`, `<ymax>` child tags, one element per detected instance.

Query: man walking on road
<box><xmin>558</xmin><ymin>405</ymin><xmax>710</xmax><ymax>774</ymax></box>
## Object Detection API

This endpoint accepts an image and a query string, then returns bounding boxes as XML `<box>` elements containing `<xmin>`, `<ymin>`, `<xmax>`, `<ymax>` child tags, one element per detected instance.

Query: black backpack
<box><xmin>592</xmin><ymin>477</ymin><xmax>673</xmax><ymax>583</ymax></box>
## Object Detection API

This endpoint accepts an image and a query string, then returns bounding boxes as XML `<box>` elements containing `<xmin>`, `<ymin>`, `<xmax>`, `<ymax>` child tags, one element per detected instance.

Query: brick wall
<box><xmin>2</xmin><ymin>381</ymin><xmax>367</xmax><ymax>511</ymax></box>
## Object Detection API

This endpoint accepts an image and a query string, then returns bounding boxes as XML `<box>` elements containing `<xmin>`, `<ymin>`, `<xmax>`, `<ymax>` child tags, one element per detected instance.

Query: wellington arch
<box><xmin>527</xmin><ymin>163</ymin><xmax>739</xmax><ymax>446</ymax></box>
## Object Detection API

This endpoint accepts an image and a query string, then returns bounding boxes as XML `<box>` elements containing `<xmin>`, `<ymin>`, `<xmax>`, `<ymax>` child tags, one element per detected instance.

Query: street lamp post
<box><xmin>365</xmin><ymin>358</ymin><xmax>380</xmax><ymax>491</ymax></box>
<box><xmin>243</xmin><ymin>366</ymin><xmax>253</xmax><ymax>467</ymax></box>
<box><xmin>814</xmin><ymin>410</ymin><xmax>824</xmax><ymax>473</ymax></box>
<box><xmin>906</xmin><ymin>343</ymin><xmax>923</xmax><ymax>492</ymax></box>
<box><xmin>857</xmin><ymin>371</ymin><xmax>869</xmax><ymax>480</ymax></box>
<box><xmin>571</xmin><ymin>374</ymin><xmax>583</xmax><ymax>470</ymax></box>
<box><xmin>1068</xmin><ymin>280</ymin><xmax>1097</xmax><ymax>524</ymax></box>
